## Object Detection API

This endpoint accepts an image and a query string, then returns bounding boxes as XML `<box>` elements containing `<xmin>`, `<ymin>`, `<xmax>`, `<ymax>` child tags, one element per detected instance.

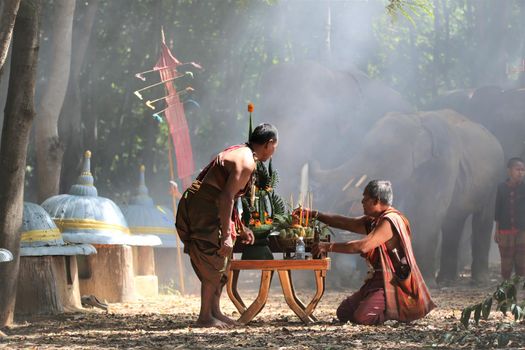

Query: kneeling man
<box><xmin>305</xmin><ymin>180</ymin><xmax>435</xmax><ymax>325</ymax></box>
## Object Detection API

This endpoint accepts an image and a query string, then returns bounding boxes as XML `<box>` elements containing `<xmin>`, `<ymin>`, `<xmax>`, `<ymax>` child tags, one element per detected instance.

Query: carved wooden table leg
<box><xmin>238</xmin><ymin>270</ymin><xmax>273</xmax><ymax>324</ymax></box>
<box><xmin>227</xmin><ymin>258</ymin><xmax>330</xmax><ymax>324</ymax></box>
<box><xmin>278</xmin><ymin>270</ymin><xmax>316</xmax><ymax>324</ymax></box>
<box><xmin>303</xmin><ymin>270</ymin><xmax>326</xmax><ymax>319</ymax></box>
<box><xmin>284</xmin><ymin>270</ymin><xmax>319</xmax><ymax>322</ymax></box>
<box><xmin>227</xmin><ymin>270</ymin><xmax>246</xmax><ymax>314</ymax></box>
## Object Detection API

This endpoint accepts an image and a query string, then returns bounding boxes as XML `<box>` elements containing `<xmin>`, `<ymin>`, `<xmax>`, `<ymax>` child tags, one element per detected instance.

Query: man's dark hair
<box><xmin>249</xmin><ymin>123</ymin><xmax>278</xmax><ymax>145</ymax></box>
<box><xmin>364</xmin><ymin>180</ymin><xmax>393</xmax><ymax>206</ymax></box>
<box><xmin>507</xmin><ymin>157</ymin><xmax>524</xmax><ymax>169</ymax></box>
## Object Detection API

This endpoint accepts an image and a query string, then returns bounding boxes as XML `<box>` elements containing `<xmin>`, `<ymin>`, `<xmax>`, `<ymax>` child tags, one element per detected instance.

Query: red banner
<box><xmin>154</xmin><ymin>41</ymin><xmax>195</xmax><ymax>189</ymax></box>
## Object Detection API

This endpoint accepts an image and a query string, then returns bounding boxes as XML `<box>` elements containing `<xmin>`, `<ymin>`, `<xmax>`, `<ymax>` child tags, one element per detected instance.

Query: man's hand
<box><xmin>239</xmin><ymin>226</ymin><xmax>255</xmax><ymax>245</ymax></box>
<box><xmin>169</xmin><ymin>181</ymin><xmax>183</xmax><ymax>200</ymax></box>
<box><xmin>312</xmin><ymin>242</ymin><xmax>331</xmax><ymax>258</ymax></box>
<box><xmin>217</xmin><ymin>235</ymin><xmax>234</xmax><ymax>257</ymax></box>
<box><xmin>494</xmin><ymin>232</ymin><xmax>501</xmax><ymax>244</ymax></box>
<box><xmin>291</xmin><ymin>208</ymin><xmax>315</xmax><ymax>222</ymax></box>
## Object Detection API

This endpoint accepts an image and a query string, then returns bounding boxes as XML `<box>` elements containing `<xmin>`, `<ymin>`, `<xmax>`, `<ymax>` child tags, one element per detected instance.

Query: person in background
<box><xmin>297</xmin><ymin>180</ymin><xmax>435</xmax><ymax>325</ymax></box>
<box><xmin>494</xmin><ymin>157</ymin><xmax>525</xmax><ymax>280</ymax></box>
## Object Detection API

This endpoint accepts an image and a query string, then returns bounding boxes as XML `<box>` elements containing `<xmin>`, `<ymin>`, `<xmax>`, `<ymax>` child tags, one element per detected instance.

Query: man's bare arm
<box><xmin>316</xmin><ymin>211</ymin><xmax>368</xmax><ymax>235</ymax></box>
<box><xmin>332</xmin><ymin>219</ymin><xmax>393</xmax><ymax>254</ymax></box>
<box><xmin>218</xmin><ymin>152</ymin><xmax>254</xmax><ymax>242</ymax></box>
<box><xmin>313</xmin><ymin>219</ymin><xmax>394</xmax><ymax>256</ymax></box>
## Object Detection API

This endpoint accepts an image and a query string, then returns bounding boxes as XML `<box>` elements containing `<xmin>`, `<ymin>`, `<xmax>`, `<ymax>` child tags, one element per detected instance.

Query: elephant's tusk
<box><xmin>341</xmin><ymin>177</ymin><xmax>355</xmax><ymax>192</ymax></box>
<box><xmin>354</xmin><ymin>174</ymin><xmax>368</xmax><ymax>188</ymax></box>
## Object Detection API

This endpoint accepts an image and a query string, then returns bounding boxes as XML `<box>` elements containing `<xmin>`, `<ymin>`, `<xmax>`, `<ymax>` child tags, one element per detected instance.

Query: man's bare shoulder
<box><xmin>222</xmin><ymin>146</ymin><xmax>255</xmax><ymax>171</ymax></box>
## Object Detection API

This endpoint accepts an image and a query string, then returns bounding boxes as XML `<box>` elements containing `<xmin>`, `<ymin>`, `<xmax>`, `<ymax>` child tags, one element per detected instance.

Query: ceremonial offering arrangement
<box><xmin>239</xmin><ymin>159</ymin><xmax>285</xmax><ymax>260</ymax></box>
<box><xmin>241</xmin><ymin>160</ymin><xmax>286</xmax><ymax>237</ymax></box>
<box><xmin>272</xmin><ymin>204</ymin><xmax>332</xmax><ymax>253</ymax></box>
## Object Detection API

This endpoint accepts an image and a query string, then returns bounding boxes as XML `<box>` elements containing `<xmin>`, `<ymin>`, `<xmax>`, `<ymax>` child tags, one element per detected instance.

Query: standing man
<box><xmin>494</xmin><ymin>157</ymin><xmax>525</xmax><ymax>280</ymax></box>
<box><xmin>176</xmin><ymin>123</ymin><xmax>278</xmax><ymax>328</ymax></box>
<box><xmin>302</xmin><ymin>180</ymin><xmax>435</xmax><ymax>325</ymax></box>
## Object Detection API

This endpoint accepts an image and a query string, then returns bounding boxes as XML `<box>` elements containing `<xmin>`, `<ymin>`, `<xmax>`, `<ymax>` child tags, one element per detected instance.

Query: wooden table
<box><xmin>226</xmin><ymin>258</ymin><xmax>331</xmax><ymax>324</ymax></box>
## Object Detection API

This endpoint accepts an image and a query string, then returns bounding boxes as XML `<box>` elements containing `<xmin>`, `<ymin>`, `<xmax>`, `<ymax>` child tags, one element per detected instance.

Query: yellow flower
<box><xmin>248</xmin><ymin>103</ymin><xmax>254</xmax><ymax>113</ymax></box>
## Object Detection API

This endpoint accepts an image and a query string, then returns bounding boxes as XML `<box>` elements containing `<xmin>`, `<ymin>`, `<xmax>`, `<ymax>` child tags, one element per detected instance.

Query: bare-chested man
<box><xmin>176</xmin><ymin>123</ymin><xmax>278</xmax><ymax>328</ymax></box>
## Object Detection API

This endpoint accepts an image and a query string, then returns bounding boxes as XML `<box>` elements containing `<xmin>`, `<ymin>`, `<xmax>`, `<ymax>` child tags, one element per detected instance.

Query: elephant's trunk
<box><xmin>310</xmin><ymin>158</ymin><xmax>357</xmax><ymax>189</ymax></box>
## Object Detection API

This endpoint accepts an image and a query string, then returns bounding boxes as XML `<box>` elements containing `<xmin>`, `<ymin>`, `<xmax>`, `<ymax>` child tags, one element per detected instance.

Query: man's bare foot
<box><xmin>212</xmin><ymin>311</ymin><xmax>240</xmax><ymax>326</ymax></box>
<box><xmin>195</xmin><ymin>317</ymin><xmax>232</xmax><ymax>329</ymax></box>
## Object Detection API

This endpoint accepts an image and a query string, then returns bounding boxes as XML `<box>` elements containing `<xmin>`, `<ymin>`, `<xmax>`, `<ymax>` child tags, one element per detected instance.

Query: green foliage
<box><xmin>270</xmin><ymin>191</ymin><xmax>285</xmax><ymax>216</ymax></box>
<box><xmin>241</xmin><ymin>160</ymin><xmax>285</xmax><ymax>232</ymax></box>
<box><xmin>385</xmin><ymin>0</ymin><xmax>434</xmax><ymax>25</ymax></box>
<box><xmin>255</xmin><ymin>161</ymin><xmax>271</xmax><ymax>189</ymax></box>
<box><xmin>460</xmin><ymin>276</ymin><xmax>525</xmax><ymax>328</ymax></box>
<box><xmin>28</xmin><ymin>0</ymin><xmax>525</xmax><ymax>203</ymax></box>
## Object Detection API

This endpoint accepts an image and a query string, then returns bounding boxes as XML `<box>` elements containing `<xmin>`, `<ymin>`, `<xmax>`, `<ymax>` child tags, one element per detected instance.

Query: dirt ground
<box><xmin>1</xmin><ymin>272</ymin><xmax>524</xmax><ymax>349</ymax></box>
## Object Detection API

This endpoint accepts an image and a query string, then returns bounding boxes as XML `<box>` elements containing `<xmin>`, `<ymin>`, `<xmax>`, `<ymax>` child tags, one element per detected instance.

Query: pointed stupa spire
<box><xmin>69</xmin><ymin>150</ymin><xmax>98</xmax><ymax>196</ymax></box>
<box><xmin>131</xmin><ymin>165</ymin><xmax>154</xmax><ymax>206</ymax></box>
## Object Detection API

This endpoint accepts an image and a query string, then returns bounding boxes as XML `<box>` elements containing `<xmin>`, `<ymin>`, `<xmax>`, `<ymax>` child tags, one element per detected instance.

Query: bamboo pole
<box><xmin>167</xmin><ymin>137</ymin><xmax>185</xmax><ymax>294</ymax></box>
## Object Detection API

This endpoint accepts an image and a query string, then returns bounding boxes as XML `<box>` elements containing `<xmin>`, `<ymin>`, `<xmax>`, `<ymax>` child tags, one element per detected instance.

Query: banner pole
<box><xmin>167</xmin><ymin>135</ymin><xmax>185</xmax><ymax>294</ymax></box>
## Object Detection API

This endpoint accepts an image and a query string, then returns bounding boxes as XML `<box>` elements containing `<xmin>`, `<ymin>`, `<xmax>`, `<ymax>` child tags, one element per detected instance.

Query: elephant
<box><xmin>431</xmin><ymin>86</ymin><xmax>525</xmax><ymax>164</ymax></box>
<box><xmin>313</xmin><ymin>109</ymin><xmax>504</xmax><ymax>286</ymax></box>
<box><xmin>258</xmin><ymin>61</ymin><xmax>413</xmax><ymax>198</ymax></box>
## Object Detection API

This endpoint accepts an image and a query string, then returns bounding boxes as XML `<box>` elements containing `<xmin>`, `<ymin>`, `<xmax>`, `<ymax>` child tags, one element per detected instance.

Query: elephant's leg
<box><xmin>437</xmin><ymin>215</ymin><xmax>468</xmax><ymax>284</ymax></box>
<box><xmin>400</xmin><ymin>189</ymin><xmax>449</xmax><ymax>287</ymax></box>
<box><xmin>408</xmin><ymin>212</ymin><xmax>442</xmax><ymax>287</ymax></box>
<box><xmin>471</xmin><ymin>210</ymin><xmax>495</xmax><ymax>284</ymax></box>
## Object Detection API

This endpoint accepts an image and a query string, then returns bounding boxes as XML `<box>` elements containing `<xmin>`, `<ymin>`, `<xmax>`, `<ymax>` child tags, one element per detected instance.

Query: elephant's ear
<box><xmin>412</xmin><ymin>127</ymin><xmax>432</xmax><ymax>170</ymax></box>
<box><xmin>419</xmin><ymin>112</ymin><xmax>453</xmax><ymax>159</ymax></box>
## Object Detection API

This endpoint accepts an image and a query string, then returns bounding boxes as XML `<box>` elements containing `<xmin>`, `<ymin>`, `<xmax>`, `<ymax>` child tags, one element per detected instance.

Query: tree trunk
<box><xmin>0</xmin><ymin>0</ymin><xmax>21</xmax><ymax>81</ymax></box>
<box><xmin>133</xmin><ymin>246</ymin><xmax>158</xmax><ymax>298</ymax></box>
<box><xmin>78</xmin><ymin>245</ymin><xmax>136</xmax><ymax>303</ymax></box>
<box><xmin>59</xmin><ymin>0</ymin><xmax>98</xmax><ymax>194</ymax></box>
<box><xmin>432</xmin><ymin>0</ymin><xmax>441</xmax><ymax>97</ymax></box>
<box><xmin>56</xmin><ymin>255</ymin><xmax>83</xmax><ymax>311</ymax></box>
<box><xmin>0</xmin><ymin>0</ymin><xmax>41</xmax><ymax>327</ymax></box>
<box><xmin>441</xmin><ymin>0</ymin><xmax>450</xmax><ymax>89</ymax></box>
<box><xmin>133</xmin><ymin>246</ymin><xmax>156</xmax><ymax>276</ymax></box>
<box><xmin>34</xmin><ymin>0</ymin><xmax>75</xmax><ymax>203</ymax></box>
<box><xmin>15</xmin><ymin>256</ymin><xmax>65</xmax><ymax>315</ymax></box>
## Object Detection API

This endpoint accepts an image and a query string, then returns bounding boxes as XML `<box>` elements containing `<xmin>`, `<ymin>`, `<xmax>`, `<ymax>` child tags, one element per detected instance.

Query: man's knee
<box><xmin>336</xmin><ymin>296</ymin><xmax>357</xmax><ymax>323</ymax></box>
<box><xmin>352</xmin><ymin>306</ymin><xmax>385</xmax><ymax>325</ymax></box>
<box><xmin>336</xmin><ymin>303</ymin><xmax>351</xmax><ymax>323</ymax></box>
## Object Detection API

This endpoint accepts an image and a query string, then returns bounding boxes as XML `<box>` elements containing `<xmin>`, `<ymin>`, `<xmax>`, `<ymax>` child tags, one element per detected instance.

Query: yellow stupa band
<box><xmin>130</xmin><ymin>226</ymin><xmax>177</xmax><ymax>235</ymax></box>
<box><xmin>21</xmin><ymin>228</ymin><xmax>61</xmax><ymax>242</ymax></box>
<box><xmin>54</xmin><ymin>219</ymin><xmax>130</xmax><ymax>234</ymax></box>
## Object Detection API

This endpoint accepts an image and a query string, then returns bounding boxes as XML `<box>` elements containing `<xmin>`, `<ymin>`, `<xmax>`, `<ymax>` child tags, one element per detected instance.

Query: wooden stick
<box><xmin>135</xmin><ymin>62</ymin><xmax>202</xmax><ymax>81</ymax></box>
<box><xmin>133</xmin><ymin>72</ymin><xmax>193</xmax><ymax>100</ymax></box>
<box><xmin>167</xmin><ymin>136</ymin><xmax>185</xmax><ymax>294</ymax></box>
<box><xmin>145</xmin><ymin>87</ymin><xmax>194</xmax><ymax>110</ymax></box>
<box><xmin>135</xmin><ymin>64</ymin><xmax>180</xmax><ymax>81</ymax></box>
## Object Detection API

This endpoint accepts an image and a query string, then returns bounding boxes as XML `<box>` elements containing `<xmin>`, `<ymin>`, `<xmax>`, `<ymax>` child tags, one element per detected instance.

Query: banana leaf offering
<box><xmin>241</xmin><ymin>160</ymin><xmax>286</xmax><ymax>238</ymax></box>
<box><xmin>272</xmin><ymin>213</ymin><xmax>332</xmax><ymax>249</ymax></box>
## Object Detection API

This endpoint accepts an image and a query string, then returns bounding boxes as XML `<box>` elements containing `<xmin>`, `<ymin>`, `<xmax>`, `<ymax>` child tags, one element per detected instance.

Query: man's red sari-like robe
<box><xmin>375</xmin><ymin>208</ymin><xmax>436</xmax><ymax>322</ymax></box>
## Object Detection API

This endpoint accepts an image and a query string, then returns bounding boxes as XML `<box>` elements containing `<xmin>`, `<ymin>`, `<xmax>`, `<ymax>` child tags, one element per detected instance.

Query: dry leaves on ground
<box><xmin>1</xmin><ymin>278</ymin><xmax>524</xmax><ymax>349</ymax></box>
